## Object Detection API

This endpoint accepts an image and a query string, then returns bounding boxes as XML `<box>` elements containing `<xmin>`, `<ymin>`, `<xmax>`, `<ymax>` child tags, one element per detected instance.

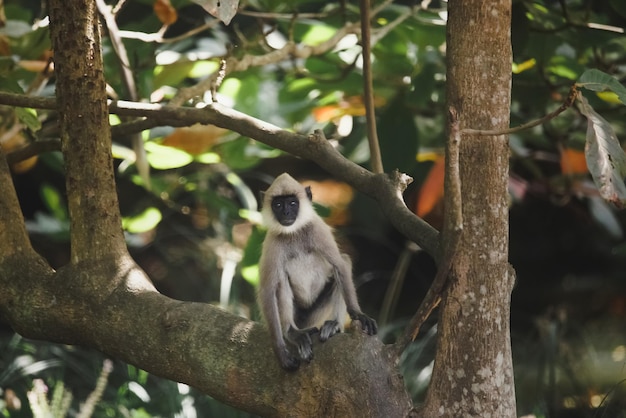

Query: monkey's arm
<box><xmin>324</xmin><ymin>248</ymin><xmax>378</xmax><ymax>336</ymax></box>
<box><xmin>260</xmin><ymin>283</ymin><xmax>302</xmax><ymax>371</ymax></box>
<box><xmin>259</xmin><ymin>250</ymin><xmax>302</xmax><ymax>371</ymax></box>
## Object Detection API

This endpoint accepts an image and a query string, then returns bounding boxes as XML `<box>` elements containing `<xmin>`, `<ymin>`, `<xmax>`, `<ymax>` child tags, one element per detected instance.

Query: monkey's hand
<box><xmin>286</xmin><ymin>327</ymin><xmax>318</xmax><ymax>367</ymax></box>
<box><xmin>319</xmin><ymin>320</ymin><xmax>341</xmax><ymax>342</ymax></box>
<box><xmin>277</xmin><ymin>348</ymin><xmax>301</xmax><ymax>372</ymax></box>
<box><xmin>349</xmin><ymin>311</ymin><xmax>378</xmax><ymax>336</ymax></box>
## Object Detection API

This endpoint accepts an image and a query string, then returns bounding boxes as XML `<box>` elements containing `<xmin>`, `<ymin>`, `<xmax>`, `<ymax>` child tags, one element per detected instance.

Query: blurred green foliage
<box><xmin>1</xmin><ymin>0</ymin><xmax>626</xmax><ymax>416</ymax></box>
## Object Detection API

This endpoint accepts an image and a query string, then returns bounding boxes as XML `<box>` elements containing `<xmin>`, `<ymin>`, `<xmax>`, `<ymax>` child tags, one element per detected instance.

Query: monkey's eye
<box><xmin>289</xmin><ymin>199</ymin><xmax>297</xmax><ymax>206</ymax></box>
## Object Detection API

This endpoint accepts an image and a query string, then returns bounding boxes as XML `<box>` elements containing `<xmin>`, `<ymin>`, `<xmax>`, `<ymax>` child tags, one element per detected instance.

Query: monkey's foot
<box><xmin>319</xmin><ymin>320</ymin><xmax>341</xmax><ymax>342</ymax></box>
<box><xmin>349</xmin><ymin>311</ymin><xmax>378</xmax><ymax>335</ymax></box>
<box><xmin>278</xmin><ymin>349</ymin><xmax>301</xmax><ymax>371</ymax></box>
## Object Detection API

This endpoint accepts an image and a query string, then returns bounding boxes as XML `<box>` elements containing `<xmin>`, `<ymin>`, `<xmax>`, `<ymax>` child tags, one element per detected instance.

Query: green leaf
<box><xmin>15</xmin><ymin>107</ymin><xmax>41</xmax><ymax>132</ymax></box>
<box><xmin>0</xmin><ymin>72</ymin><xmax>23</xmax><ymax>92</ymax></box>
<box><xmin>195</xmin><ymin>152</ymin><xmax>221</xmax><ymax>164</ymax></box>
<box><xmin>144</xmin><ymin>142</ymin><xmax>193</xmax><ymax>170</ymax></box>
<box><xmin>123</xmin><ymin>207</ymin><xmax>162</xmax><ymax>233</ymax></box>
<box><xmin>577</xmin><ymin>69</ymin><xmax>626</xmax><ymax>105</ymax></box>
<box><xmin>214</xmin><ymin>137</ymin><xmax>262</xmax><ymax>170</ymax></box>
<box><xmin>40</xmin><ymin>183</ymin><xmax>67</xmax><ymax>221</ymax></box>
<box><xmin>240</xmin><ymin>225</ymin><xmax>265</xmax><ymax>286</ymax></box>
<box><xmin>154</xmin><ymin>60</ymin><xmax>219</xmax><ymax>89</ymax></box>
<box><xmin>377</xmin><ymin>96</ymin><xmax>419</xmax><ymax>174</ymax></box>
<box><xmin>578</xmin><ymin>94</ymin><xmax>626</xmax><ymax>209</ymax></box>
<box><xmin>299</xmin><ymin>24</ymin><xmax>336</xmax><ymax>45</ymax></box>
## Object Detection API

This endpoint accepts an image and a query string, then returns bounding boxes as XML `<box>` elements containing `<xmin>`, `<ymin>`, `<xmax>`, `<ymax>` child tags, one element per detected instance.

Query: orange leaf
<box><xmin>154</xmin><ymin>0</ymin><xmax>177</xmax><ymax>25</ymax></box>
<box><xmin>312</xmin><ymin>96</ymin><xmax>386</xmax><ymax>123</ymax></box>
<box><xmin>312</xmin><ymin>105</ymin><xmax>343</xmax><ymax>123</ymax></box>
<box><xmin>560</xmin><ymin>147</ymin><xmax>588</xmax><ymax>175</ymax></box>
<box><xmin>18</xmin><ymin>60</ymin><xmax>52</xmax><ymax>73</ymax></box>
<box><xmin>0</xmin><ymin>132</ymin><xmax>38</xmax><ymax>173</ymax></box>
<box><xmin>300</xmin><ymin>179</ymin><xmax>354</xmax><ymax>226</ymax></box>
<box><xmin>161</xmin><ymin>124</ymin><xmax>226</xmax><ymax>155</ymax></box>
<box><xmin>416</xmin><ymin>156</ymin><xmax>445</xmax><ymax>217</ymax></box>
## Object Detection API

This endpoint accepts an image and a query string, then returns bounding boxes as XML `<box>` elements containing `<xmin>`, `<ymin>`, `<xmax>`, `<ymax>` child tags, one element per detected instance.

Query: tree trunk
<box><xmin>421</xmin><ymin>1</ymin><xmax>517</xmax><ymax>416</ymax></box>
<box><xmin>48</xmin><ymin>0</ymin><xmax>126</xmax><ymax>263</ymax></box>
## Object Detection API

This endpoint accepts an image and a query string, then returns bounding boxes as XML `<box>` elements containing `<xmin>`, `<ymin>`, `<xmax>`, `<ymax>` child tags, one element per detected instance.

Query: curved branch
<box><xmin>0</xmin><ymin>248</ymin><xmax>411</xmax><ymax>417</ymax></box>
<box><xmin>0</xmin><ymin>92</ymin><xmax>441</xmax><ymax>256</ymax></box>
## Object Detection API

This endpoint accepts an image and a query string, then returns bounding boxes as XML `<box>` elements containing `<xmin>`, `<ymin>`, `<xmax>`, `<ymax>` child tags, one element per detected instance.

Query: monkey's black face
<box><xmin>271</xmin><ymin>194</ymin><xmax>300</xmax><ymax>226</ymax></box>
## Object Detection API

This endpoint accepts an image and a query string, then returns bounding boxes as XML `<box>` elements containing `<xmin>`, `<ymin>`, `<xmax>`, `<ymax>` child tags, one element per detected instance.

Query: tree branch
<box><xmin>360</xmin><ymin>0</ymin><xmax>384</xmax><ymax>174</ymax></box>
<box><xmin>397</xmin><ymin>107</ymin><xmax>463</xmax><ymax>353</ymax></box>
<box><xmin>170</xmin><ymin>22</ymin><xmax>359</xmax><ymax>105</ymax></box>
<box><xmin>96</xmin><ymin>0</ymin><xmax>150</xmax><ymax>188</ymax></box>
<box><xmin>0</xmin><ymin>147</ymin><xmax>37</xmax><ymax>259</ymax></box>
<box><xmin>462</xmin><ymin>85</ymin><xmax>579</xmax><ymax>136</ymax></box>
<box><xmin>0</xmin><ymin>92</ymin><xmax>441</xmax><ymax>257</ymax></box>
<box><xmin>6</xmin><ymin>139</ymin><xmax>61</xmax><ymax>164</ymax></box>
<box><xmin>0</xmin><ymin>253</ymin><xmax>411</xmax><ymax>416</ymax></box>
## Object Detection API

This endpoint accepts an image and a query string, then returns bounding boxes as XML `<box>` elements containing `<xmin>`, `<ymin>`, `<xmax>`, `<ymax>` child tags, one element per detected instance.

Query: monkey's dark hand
<box><xmin>349</xmin><ymin>311</ymin><xmax>378</xmax><ymax>336</ymax></box>
<box><xmin>319</xmin><ymin>320</ymin><xmax>341</xmax><ymax>342</ymax></box>
<box><xmin>286</xmin><ymin>327</ymin><xmax>318</xmax><ymax>368</ymax></box>
<box><xmin>277</xmin><ymin>348</ymin><xmax>301</xmax><ymax>372</ymax></box>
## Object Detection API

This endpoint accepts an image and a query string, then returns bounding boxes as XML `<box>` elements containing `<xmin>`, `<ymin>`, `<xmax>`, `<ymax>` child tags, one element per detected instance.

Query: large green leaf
<box><xmin>123</xmin><ymin>207</ymin><xmax>162</xmax><ymax>233</ymax></box>
<box><xmin>578</xmin><ymin>94</ymin><xmax>626</xmax><ymax>208</ymax></box>
<box><xmin>577</xmin><ymin>69</ymin><xmax>626</xmax><ymax>105</ymax></box>
<box><xmin>144</xmin><ymin>142</ymin><xmax>193</xmax><ymax>169</ymax></box>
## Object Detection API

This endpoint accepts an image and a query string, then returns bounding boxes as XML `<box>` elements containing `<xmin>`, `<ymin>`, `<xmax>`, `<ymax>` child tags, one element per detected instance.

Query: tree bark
<box><xmin>48</xmin><ymin>0</ymin><xmax>126</xmax><ymax>263</ymax></box>
<box><xmin>420</xmin><ymin>1</ymin><xmax>517</xmax><ymax>416</ymax></box>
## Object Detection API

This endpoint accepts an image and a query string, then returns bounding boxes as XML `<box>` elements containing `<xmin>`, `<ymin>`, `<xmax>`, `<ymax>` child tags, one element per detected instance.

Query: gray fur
<box><xmin>258</xmin><ymin>173</ymin><xmax>377</xmax><ymax>371</ymax></box>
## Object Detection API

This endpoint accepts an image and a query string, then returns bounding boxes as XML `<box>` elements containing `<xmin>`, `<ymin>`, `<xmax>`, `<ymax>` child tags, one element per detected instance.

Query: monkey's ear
<box><xmin>305</xmin><ymin>186</ymin><xmax>312</xmax><ymax>201</ymax></box>
<box><xmin>259</xmin><ymin>190</ymin><xmax>266</xmax><ymax>206</ymax></box>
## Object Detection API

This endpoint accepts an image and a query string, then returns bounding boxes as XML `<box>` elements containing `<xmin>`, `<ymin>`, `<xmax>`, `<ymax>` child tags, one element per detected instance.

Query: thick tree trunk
<box><xmin>48</xmin><ymin>0</ymin><xmax>126</xmax><ymax>263</ymax></box>
<box><xmin>421</xmin><ymin>1</ymin><xmax>517</xmax><ymax>416</ymax></box>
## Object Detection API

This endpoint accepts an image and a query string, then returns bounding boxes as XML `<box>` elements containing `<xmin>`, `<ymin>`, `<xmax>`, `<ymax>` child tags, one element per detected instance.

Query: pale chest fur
<box><xmin>284</xmin><ymin>250</ymin><xmax>333</xmax><ymax>308</ymax></box>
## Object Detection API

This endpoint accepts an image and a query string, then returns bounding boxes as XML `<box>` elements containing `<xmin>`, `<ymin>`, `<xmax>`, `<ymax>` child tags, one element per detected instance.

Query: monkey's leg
<box><xmin>286</xmin><ymin>326</ymin><xmax>318</xmax><ymax>363</ymax></box>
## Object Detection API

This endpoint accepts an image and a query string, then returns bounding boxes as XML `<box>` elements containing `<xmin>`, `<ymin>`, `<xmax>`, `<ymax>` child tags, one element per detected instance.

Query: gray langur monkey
<box><xmin>258</xmin><ymin>173</ymin><xmax>378</xmax><ymax>371</ymax></box>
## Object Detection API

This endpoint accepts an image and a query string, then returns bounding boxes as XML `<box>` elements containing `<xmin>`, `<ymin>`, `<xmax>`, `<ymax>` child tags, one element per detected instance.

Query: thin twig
<box><xmin>170</xmin><ymin>22</ymin><xmax>358</xmax><ymax>105</ymax></box>
<box><xmin>118</xmin><ymin>20</ymin><xmax>219</xmax><ymax>43</ymax></box>
<box><xmin>360</xmin><ymin>0</ymin><xmax>383</xmax><ymax>174</ymax></box>
<box><xmin>461</xmin><ymin>85</ymin><xmax>579</xmax><ymax>136</ymax></box>
<box><xmin>111</xmin><ymin>0</ymin><xmax>127</xmax><ymax>16</ymax></box>
<box><xmin>237</xmin><ymin>10</ymin><xmax>333</xmax><ymax>19</ymax></box>
<box><xmin>97</xmin><ymin>0</ymin><xmax>150</xmax><ymax>188</ymax></box>
<box><xmin>370</xmin><ymin>6</ymin><xmax>415</xmax><ymax>45</ymax></box>
<box><xmin>397</xmin><ymin>107</ymin><xmax>463</xmax><ymax>354</ymax></box>
<box><xmin>96</xmin><ymin>0</ymin><xmax>137</xmax><ymax>101</ymax></box>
